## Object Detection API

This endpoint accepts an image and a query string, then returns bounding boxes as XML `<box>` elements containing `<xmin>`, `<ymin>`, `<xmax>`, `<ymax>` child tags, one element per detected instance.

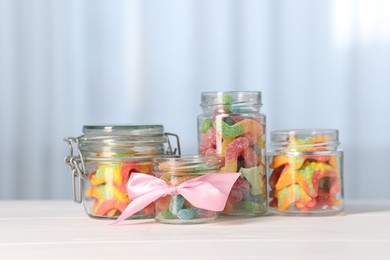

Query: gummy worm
<box><xmin>221</xmin><ymin>137</ymin><xmax>249</xmax><ymax>172</ymax></box>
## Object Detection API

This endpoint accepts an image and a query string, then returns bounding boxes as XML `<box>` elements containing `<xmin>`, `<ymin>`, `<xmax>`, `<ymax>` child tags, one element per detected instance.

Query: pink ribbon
<box><xmin>112</xmin><ymin>172</ymin><xmax>241</xmax><ymax>225</ymax></box>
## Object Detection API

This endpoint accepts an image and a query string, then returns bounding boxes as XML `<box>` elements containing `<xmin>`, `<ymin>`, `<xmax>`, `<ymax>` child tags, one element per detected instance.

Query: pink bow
<box><xmin>112</xmin><ymin>172</ymin><xmax>241</xmax><ymax>225</ymax></box>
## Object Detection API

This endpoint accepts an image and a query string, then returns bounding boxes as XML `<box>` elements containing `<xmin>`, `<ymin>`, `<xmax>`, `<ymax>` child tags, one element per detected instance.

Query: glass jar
<box><xmin>64</xmin><ymin>125</ymin><xmax>180</xmax><ymax>219</ymax></box>
<box><xmin>198</xmin><ymin>91</ymin><xmax>267</xmax><ymax>216</ymax></box>
<box><xmin>153</xmin><ymin>155</ymin><xmax>220</xmax><ymax>224</ymax></box>
<box><xmin>267</xmin><ymin>129</ymin><xmax>344</xmax><ymax>215</ymax></box>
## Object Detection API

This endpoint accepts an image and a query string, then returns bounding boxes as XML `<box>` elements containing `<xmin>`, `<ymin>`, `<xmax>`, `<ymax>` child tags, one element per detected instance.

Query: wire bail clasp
<box><xmin>164</xmin><ymin>132</ymin><xmax>181</xmax><ymax>156</ymax></box>
<box><xmin>64</xmin><ymin>136</ymin><xmax>86</xmax><ymax>204</ymax></box>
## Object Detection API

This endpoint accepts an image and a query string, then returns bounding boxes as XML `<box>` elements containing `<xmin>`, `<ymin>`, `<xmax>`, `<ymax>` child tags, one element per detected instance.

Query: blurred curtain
<box><xmin>0</xmin><ymin>0</ymin><xmax>389</xmax><ymax>199</ymax></box>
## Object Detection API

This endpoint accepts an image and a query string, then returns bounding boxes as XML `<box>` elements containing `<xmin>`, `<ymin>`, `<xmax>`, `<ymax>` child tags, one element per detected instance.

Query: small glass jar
<box><xmin>267</xmin><ymin>129</ymin><xmax>344</xmax><ymax>216</ymax></box>
<box><xmin>64</xmin><ymin>125</ymin><xmax>180</xmax><ymax>219</ymax></box>
<box><xmin>198</xmin><ymin>91</ymin><xmax>267</xmax><ymax>216</ymax></box>
<box><xmin>153</xmin><ymin>155</ymin><xmax>220</xmax><ymax>224</ymax></box>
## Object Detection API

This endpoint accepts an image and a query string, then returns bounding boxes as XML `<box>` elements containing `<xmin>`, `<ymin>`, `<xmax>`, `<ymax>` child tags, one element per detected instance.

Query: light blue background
<box><xmin>0</xmin><ymin>0</ymin><xmax>389</xmax><ymax>200</ymax></box>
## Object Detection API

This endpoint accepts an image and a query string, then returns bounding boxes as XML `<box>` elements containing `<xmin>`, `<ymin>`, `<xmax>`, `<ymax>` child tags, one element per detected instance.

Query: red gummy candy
<box><xmin>222</xmin><ymin>137</ymin><xmax>250</xmax><ymax>172</ymax></box>
<box><xmin>143</xmin><ymin>203</ymin><xmax>155</xmax><ymax>215</ymax></box>
<box><xmin>242</xmin><ymin>133</ymin><xmax>257</xmax><ymax>146</ymax></box>
<box><xmin>269</xmin><ymin>198</ymin><xmax>278</xmax><ymax>207</ymax></box>
<box><xmin>200</xmin><ymin>128</ymin><xmax>217</xmax><ymax>155</ymax></box>
<box><xmin>242</xmin><ymin>147</ymin><xmax>258</xmax><ymax>168</ymax></box>
<box><xmin>269</xmin><ymin>165</ymin><xmax>285</xmax><ymax>189</ymax></box>
<box><xmin>230</xmin><ymin>190</ymin><xmax>243</xmax><ymax>202</ymax></box>
<box><xmin>234</xmin><ymin>177</ymin><xmax>251</xmax><ymax>193</ymax></box>
<box><xmin>225</xmin><ymin>137</ymin><xmax>249</xmax><ymax>160</ymax></box>
<box><xmin>204</xmin><ymin>148</ymin><xmax>217</xmax><ymax>156</ymax></box>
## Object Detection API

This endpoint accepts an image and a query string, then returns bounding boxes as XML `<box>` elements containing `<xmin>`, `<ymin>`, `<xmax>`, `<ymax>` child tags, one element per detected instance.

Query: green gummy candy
<box><xmin>239</xmin><ymin>201</ymin><xmax>265</xmax><ymax>213</ymax></box>
<box><xmin>222</xmin><ymin>95</ymin><xmax>232</xmax><ymax>105</ymax></box>
<box><xmin>158</xmin><ymin>210</ymin><xmax>175</xmax><ymax>219</ymax></box>
<box><xmin>199</xmin><ymin>118</ymin><xmax>213</xmax><ymax>133</ymax></box>
<box><xmin>97</xmin><ymin>184</ymin><xmax>111</xmax><ymax>199</ymax></box>
<box><xmin>177</xmin><ymin>208</ymin><xmax>197</xmax><ymax>220</ymax></box>
<box><xmin>222</xmin><ymin>95</ymin><xmax>232</xmax><ymax>111</ymax></box>
<box><xmin>214</xmin><ymin>120</ymin><xmax>243</xmax><ymax>138</ymax></box>
<box><xmin>95</xmin><ymin>167</ymin><xmax>105</xmax><ymax>179</ymax></box>
<box><xmin>243</xmin><ymin>193</ymin><xmax>264</xmax><ymax>203</ymax></box>
<box><xmin>169</xmin><ymin>194</ymin><xmax>185</xmax><ymax>215</ymax></box>
<box><xmin>240</xmin><ymin>167</ymin><xmax>264</xmax><ymax>196</ymax></box>
<box><xmin>277</xmin><ymin>184</ymin><xmax>302</xmax><ymax>208</ymax></box>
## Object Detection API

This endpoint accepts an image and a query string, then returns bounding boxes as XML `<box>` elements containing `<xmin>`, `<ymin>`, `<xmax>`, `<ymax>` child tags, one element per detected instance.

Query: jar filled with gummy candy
<box><xmin>267</xmin><ymin>129</ymin><xmax>344</xmax><ymax>216</ymax></box>
<box><xmin>64</xmin><ymin>125</ymin><xmax>180</xmax><ymax>219</ymax></box>
<box><xmin>153</xmin><ymin>155</ymin><xmax>220</xmax><ymax>224</ymax></box>
<box><xmin>198</xmin><ymin>91</ymin><xmax>267</xmax><ymax>216</ymax></box>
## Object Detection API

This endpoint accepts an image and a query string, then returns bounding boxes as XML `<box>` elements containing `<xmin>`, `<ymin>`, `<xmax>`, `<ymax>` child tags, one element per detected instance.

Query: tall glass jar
<box><xmin>267</xmin><ymin>129</ymin><xmax>344</xmax><ymax>215</ymax></box>
<box><xmin>198</xmin><ymin>91</ymin><xmax>267</xmax><ymax>216</ymax></box>
<box><xmin>64</xmin><ymin>125</ymin><xmax>180</xmax><ymax>219</ymax></box>
<box><xmin>153</xmin><ymin>155</ymin><xmax>220</xmax><ymax>224</ymax></box>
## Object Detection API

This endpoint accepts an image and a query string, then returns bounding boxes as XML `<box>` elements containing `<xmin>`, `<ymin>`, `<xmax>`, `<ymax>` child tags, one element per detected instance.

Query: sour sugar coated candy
<box><xmin>153</xmin><ymin>156</ymin><xmax>220</xmax><ymax>224</ymax></box>
<box><xmin>268</xmin><ymin>129</ymin><xmax>344</xmax><ymax>216</ymax></box>
<box><xmin>198</xmin><ymin>91</ymin><xmax>267</xmax><ymax>216</ymax></box>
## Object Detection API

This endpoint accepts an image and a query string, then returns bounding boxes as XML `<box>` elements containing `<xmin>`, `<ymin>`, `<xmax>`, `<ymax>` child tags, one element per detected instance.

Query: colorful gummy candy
<box><xmin>268</xmin><ymin>135</ymin><xmax>342</xmax><ymax>213</ymax></box>
<box><xmin>198</xmin><ymin>94</ymin><xmax>266</xmax><ymax>215</ymax></box>
<box><xmin>84</xmin><ymin>161</ymin><xmax>154</xmax><ymax>218</ymax></box>
<box><xmin>154</xmin><ymin>161</ymin><xmax>218</xmax><ymax>223</ymax></box>
<box><xmin>155</xmin><ymin>174</ymin><xmax>218</xmax><ymax>223</ymax></box>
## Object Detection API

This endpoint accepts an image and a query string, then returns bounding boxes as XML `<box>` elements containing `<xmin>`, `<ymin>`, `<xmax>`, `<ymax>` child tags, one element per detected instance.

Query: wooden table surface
<box><xmin>1</xmin><ymin>200</ymin><xmax>390</xmax><ymax>259</ymax></box>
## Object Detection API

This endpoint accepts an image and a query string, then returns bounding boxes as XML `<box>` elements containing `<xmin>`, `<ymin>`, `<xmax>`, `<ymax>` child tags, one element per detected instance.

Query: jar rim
<box><xmin>83</xmin><ymin>125</ymin><xmax>164</xmax><ymax>136</ymax></box>
<box><xmin>200</xmin><ymin>91</ymin><xmax>262</xmax><ymax>108</ymax></box>
<box><xmin>153</xmin><ymin>155</ymin><xmax>221</xmax><ymax>174</ymax></box>
<box><xmin>201</xmin><ymin>91</ymin><xmax>261</xmax><ymax>96</ymax></box>
<box><xmin>153</xmin><ymin>155</ymin><xmax>218</xmax><ymax>163</ymax></box>
<box><xmin>270</xmin><ymin>129</ymin><xmax>339</xmax><ymax>136</ymax></box>
<box><xmin>269</xmin><ymin>128</ymin><xmax>340</xmax><ymax>150</ymax></box>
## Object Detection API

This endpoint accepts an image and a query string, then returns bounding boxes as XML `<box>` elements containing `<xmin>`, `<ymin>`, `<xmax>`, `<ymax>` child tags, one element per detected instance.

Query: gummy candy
<box><xmin>230</xmin><ymin>190</ymin><xmax>244</xmax><ymax>202</ymax></box>
<box><xmin>198</xmin><ymin>94</ymin><xmax>266</xmax><ymax>216</ymax></box>
<box><xmin>85</xmin><ymin>161</ymin><xmax>154</xmax><ymax>218</ymax></box>
<box><xmin>195</xmin><ymin>209</ymin><xmax>216</xmax><ymax>218</ymax></box>
<box><xmin>169</xmin><ymin>195</ymin><xmax>185</xmax><ymax>215</ymax></box>
<box><xmin>268</xmin><ymin>134</ymin><xmax>342</xmax><ymax>213</ymax></box>
<box><xmin>233</xmin><ymin>177</ymin><xmax>251</xmax><ymax>193</ymax></box>
<box><xmin>156</xmin><ymin>195</ymin><xmax>171</xmax><ymax>211</ymax></box>
<box><xmin>238</xmin><ymin>201</ymin><xmax>264</xmax><ymax>212</ymax></box>
<box><xmin>199</xmin><ymin>118</ymin><xmax>213</xmax><ymax>133</ymax></box>
<box><xmin>215</xmin><ymin>120</ymin><xmax>244</xmax><ymax>138</ymax></box>
<box><xmin>240</xmin><ymin>166</ymin><xmax>265</xmax><ymax>196</ymax></box>
<box><xmin>177</xmin><ymin>208</ymin><xmax>198</xmax><ymax>220</ymax></box>
<box><xmin>94</xmin><ymin>199</ymin><xmax>128</xmax><ymax>216</ymax></box>
<box><xmin>221</xmin><ymin>137</ymin><xmax>249</xmax><ymax>172</ymax></box>
<box><xmin>270</xmin><ymin>155</ymin><xmax>330</xmax><ymax>170</ymax></box>
<box><xmin>157</xmin><ymin>210</ymin><xmax>175</xmax><ymax>220</ymax></box>
<box><xmin>154</xmin><ymin>170</ymin><xmax>219</xmax><ymax>223</ymax></box>
<box><xmin>242</xmin><ymin>147</ymin><xmax>258</xmax><ymax>168</ymax></box>
<box><xmin>199</xmin><ymin>128</ymin><xmax>217</xmax><ymax>155</ymax></box>
<box><xmin>275</xmin><ymin>184</ymin><xmax>314</xmax><ymax>211</ymax></box>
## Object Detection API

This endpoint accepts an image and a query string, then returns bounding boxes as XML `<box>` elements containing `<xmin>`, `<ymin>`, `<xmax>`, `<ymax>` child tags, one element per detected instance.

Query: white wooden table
<box><xmin>1</xmin><ymin>200</ymin><xmax>389</xmax><ymax>259</ymax></box>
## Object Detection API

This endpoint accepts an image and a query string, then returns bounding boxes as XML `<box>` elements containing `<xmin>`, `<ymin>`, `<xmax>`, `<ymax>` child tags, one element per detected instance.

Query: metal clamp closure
<box><xmin>164</xmin><ymin>132</ymin><xmax>181</xmax><ymax>156</ymax></box>
<box><xmin>64</xmin><ymin>136</ymin><xmax>87</xmax><ymax>203</ymax></box>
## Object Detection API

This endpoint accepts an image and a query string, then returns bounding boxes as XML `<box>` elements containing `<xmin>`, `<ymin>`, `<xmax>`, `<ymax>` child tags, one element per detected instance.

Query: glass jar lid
<box><xmin>153</xmin><ymin>155</ymin><xmax>221</xmax><ymax>176</ymax></box>
<box><xmin>79</xmin><ymin>125</ymin><xmax>168</xmax><ymax>160</ymax></box>
<box><xmin>83</xmin><ymin>125</ymin><xmax>164</xmax><ymax>136</ymax></box>
<box><xmin>269</xmin><ymin>129</ymin><xmax>340</xmax><ymax>153</ymax></box>
<box><xmin>200</xmin><ymin>91</ymin><xmax>262</xmax><ymax>112</ymax></box>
